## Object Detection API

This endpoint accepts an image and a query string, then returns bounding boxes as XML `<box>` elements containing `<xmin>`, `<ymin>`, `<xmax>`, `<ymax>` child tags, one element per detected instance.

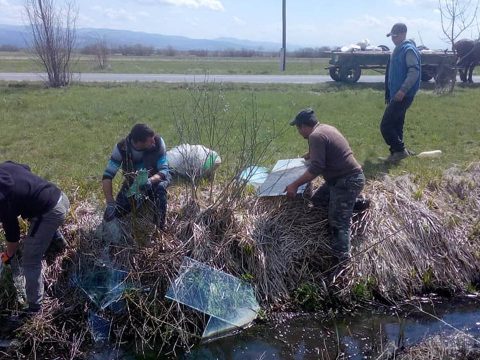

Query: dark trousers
<box><xmin>23</xmin><ymin>193</ymin><xmax>70</xmax><ymax>310</ymax></box>
<box><xmin>380</xmin><ymin>97</ymin><xmax>414</xmax><ymax>154</ymax></box>
<box><xmin>116</xmin><ymin>181</ymin><xmax>168</xmax><ymax>228</ymax></box>
<box><xmin>311</xmin><ymin>172</ymin><xmax>365</xmax><ymax>260</ymax></box>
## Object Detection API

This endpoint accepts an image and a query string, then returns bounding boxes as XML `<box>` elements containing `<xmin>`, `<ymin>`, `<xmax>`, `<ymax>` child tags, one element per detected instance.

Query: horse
<box><xmin>453</xmin><ymin>39</ymin><xmax>480</xmax><ymax>83</ymax></box>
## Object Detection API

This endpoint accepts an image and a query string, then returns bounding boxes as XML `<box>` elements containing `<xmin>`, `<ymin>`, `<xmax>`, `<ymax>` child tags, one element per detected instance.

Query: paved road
<box><xmin>0</xmin><ymin>72</ymin><xmax>386</xmax><ymax>84</ymax></box>
<box><xmin>1</xmin><ymin>72</ymin><xmax>479</xmax><ymax>84</ymax></box>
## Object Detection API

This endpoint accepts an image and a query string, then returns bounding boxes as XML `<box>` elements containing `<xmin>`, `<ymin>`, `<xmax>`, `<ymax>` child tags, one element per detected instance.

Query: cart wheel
<box><xmin>339</xmin><ymin>66</ymin><xmax>361</xmax><ymax>83</ymax></box>
<box><xmin>421</xmin><ymin>65</ymin><xmax>435</xmax><ymax>82</ymax></box>
<box><xmin>378</xmin><ymin>45</ymin><xmax>390</xmax><ymax>51</ymax></box>
<box><xmin>329</xmin><ymin>67</ymin><xmax>341</xmax><ymax>81</ymax></box>
<box><xmin>421</xmin><ymin>72</ymin><xmax>433</xmax><ymax>82</ymax></box>
<box><xmin>434</xmin><ymin>64</ymin><xmax>457</xmax><ymax>94</ymax></box>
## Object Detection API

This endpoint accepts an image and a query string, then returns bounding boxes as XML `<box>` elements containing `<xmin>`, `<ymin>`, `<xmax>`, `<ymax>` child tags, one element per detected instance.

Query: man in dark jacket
<box><xmin>102</xmin><ymin>123</ymin><xmax>171</xmax><ymax>229</ymax></box>
<box><xmin>0</xmin><ymin>161</ymin><xmax>70</xmax><ymax>313</ymax></box>
<box><xmin>284</xmin><ymin>109</ymin><xmax>366</xmax><ymax>263</ymax></box>
<box><xmin>381</xmin><ymin>23</ymin><xmax>421</xmax><ymax>162</ymax></box>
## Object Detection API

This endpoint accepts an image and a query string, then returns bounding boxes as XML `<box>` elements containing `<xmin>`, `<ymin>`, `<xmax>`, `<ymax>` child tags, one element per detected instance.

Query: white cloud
<box><xmin>385</xmin><ymin>15</ymin><xmax>439</xmax><ymax>29</ymax></box>
<box><xmin>394</xmin><ymin>0</ymin><xmax>416</xmax><ymax>5</ymax></box>
<box><xmin>135</xmin><ymin>0</ymin><xmax>224</xmax><ymax>11</ymax></box>
<box><xmin>92</xmin><ymin>6</ymin><xmax>137</xmax><ymax>21</ymax></box>
<box><xmin>233</xmin><ymin>16</ymin><xmax>245</xmax><ymax>25</ymax></box>
<box><xmin>137</xmin><ymin>11</ymin><xmax>151</xmax><ymax>18</ymax></box>
<box><xmin>393</xmin><ymin>0</ymin><xmax>437</xmax><ymax>8</ymax></box>
<box><xmin>0</xmin><ymin>0</ymin><xmax>24</xmax><ymax>24</ymax></box>
<box><xmin>347</xmin><ymin>14</ymin><xmax>383</xmax><ymax>28</ymax></box>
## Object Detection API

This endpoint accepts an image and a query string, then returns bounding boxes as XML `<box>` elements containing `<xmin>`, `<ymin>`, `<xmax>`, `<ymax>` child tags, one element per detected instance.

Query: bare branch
<box><xmin>24</xmin><ymin>0</ymin><xmax>78</xmax><ymax>87</ymax></box>
<box><xmin>439</xmin><ymin>0</ymin><xmax>479</xmax><ymax>50</ymax></box>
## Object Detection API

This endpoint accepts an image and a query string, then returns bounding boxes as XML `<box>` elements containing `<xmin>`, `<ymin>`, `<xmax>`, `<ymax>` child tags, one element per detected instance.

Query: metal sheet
<box><xmin>257</xmin><ymin>158</ymin><xmax>309</xmax><ymax>197</ymax></box>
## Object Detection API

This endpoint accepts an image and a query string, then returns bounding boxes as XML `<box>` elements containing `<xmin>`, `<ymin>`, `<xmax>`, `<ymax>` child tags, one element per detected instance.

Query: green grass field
<box><xmin>0</xmin><ymin>52</ymin><xmax>333</xmax><ymax>75</ymax></box>
<box><xmin>0</xmin><ymin>81</ymin><xmax>479</xmax><ymax>200</ymax></box>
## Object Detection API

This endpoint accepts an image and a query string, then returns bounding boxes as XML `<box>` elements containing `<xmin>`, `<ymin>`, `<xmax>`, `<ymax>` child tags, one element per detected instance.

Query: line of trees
<box><xmin>76</xmin><ymin>45</ymin><xmax>334</xmax><ymax>58</ymax></box>
<box><xmin>1</xmin><ymin>41</ymin><xmax>334</xmax><ymax>59</ymax></box>
<box><xmin>0</xmin><ymin>45</ymin><xmax>21</xmax><ymax>51</ymax></box>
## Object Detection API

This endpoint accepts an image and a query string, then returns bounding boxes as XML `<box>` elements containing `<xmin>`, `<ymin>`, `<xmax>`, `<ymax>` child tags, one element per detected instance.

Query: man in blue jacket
<box><xmin>381</xmin><ymin>23</ymin><xmax>421</xmax><ymax>162</ymax></box>
<box><xmin>102</xmin><ymin>123</ymin><xmax>171</xmax><ymax>229</ymax></box>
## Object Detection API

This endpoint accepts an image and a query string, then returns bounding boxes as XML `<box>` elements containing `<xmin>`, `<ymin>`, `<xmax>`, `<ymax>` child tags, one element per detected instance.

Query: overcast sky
<box><xmin>1</xmin><ymin>0</ymin><xmax>478</xmax><ymax>49</ymax></box>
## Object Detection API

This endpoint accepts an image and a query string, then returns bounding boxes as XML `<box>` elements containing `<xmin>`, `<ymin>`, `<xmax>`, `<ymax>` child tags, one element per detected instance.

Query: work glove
<box><xmin>140</xmin><ymin>178</ymin><xmax>153</xmax><ymax>193</ymax></box>
<box><xmin>103</xmin><ymin>201</ymin><xmax>117</xmax><ymax>222</ymax></box>
<box><xmin>1</xmin><ymin>251</ymin><xmax>13</xmax><ymax>266</ymax></box>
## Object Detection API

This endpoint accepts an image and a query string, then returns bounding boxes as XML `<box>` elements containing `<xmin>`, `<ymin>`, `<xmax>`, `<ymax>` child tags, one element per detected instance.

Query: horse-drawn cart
<box><xmin>327</xmin><ymin>50</ymin><xmax>457</xmax><ymax>84</ymax></box>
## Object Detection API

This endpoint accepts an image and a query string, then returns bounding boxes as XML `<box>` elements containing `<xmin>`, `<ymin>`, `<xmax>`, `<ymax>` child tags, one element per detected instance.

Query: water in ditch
<box><xmin>179</xmin><ymin>296</ymin><xmax>480</xmax><ymax>359</ymax></box>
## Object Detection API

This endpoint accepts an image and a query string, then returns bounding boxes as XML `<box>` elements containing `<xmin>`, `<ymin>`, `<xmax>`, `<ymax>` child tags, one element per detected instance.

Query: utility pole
<box><xmin>280</xmin><ymin>0</ymin><xmax>286</xmax><ymax>71</ymax></box>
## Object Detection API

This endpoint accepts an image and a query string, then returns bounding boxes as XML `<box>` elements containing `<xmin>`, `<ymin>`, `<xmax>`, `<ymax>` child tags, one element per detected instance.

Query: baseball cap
<box><xmin>387</xmin><ymin>23</ymin><xmax>407</xmax><ymax>37</ymax></box>
<box><xmin>289</xmin><ymin>108</ymin><xmax>318</xmax><ymax>126</ymax></box>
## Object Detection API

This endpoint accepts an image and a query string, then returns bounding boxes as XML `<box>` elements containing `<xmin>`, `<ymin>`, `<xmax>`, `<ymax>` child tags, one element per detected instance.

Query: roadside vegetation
<box><xmin>0</xmin><ymin>52</ymin><xmax>333</xmax><ymax>75</ymax></box>
<box><xmin>1</xmin><ymin>51</ymin><xmax>479</xmax><ymax>79</ymax></box>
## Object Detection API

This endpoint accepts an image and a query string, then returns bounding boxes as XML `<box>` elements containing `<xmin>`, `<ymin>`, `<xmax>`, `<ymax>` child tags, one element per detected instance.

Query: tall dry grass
<box><xmin>0</xmin><ymin>163</ymin><xmax>479</xmax><ymax>358</ymax></box>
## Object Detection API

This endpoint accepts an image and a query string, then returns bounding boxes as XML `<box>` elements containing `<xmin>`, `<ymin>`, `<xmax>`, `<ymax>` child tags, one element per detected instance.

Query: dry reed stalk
<box><xmin>395</xmin><ymin>334</ymin><xmax>480</xmax><ymax>360</ymax></box>
<box><xmin>345</xmin><ymin>164</ymin><xmax>480</xmax><ymax>302</ymax></box>
<box><xmin>0</xmin><ymin>163</ymin><xmax>479</xmax><ymax>358</ymax></box>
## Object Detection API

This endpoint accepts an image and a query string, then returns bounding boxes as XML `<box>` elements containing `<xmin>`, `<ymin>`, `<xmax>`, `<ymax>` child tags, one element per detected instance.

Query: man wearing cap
<box><xmin>284</xmin><ymin>108</ymin><xmax>365</xmax><ymax>263</ymax></box>
<box><xmin>102</xmin><ymin>123</ymin><xmax>171</xmax><ymax>229</ymax></box>
<box><xmin>381</xmin><ymin>23</ymin><xmax>421</xmax><ymax>162</ymax></box>
<box><xmin>0</xmin><ymin>161</ymin><xmax>70</xmax><ymax>314</ymax></box>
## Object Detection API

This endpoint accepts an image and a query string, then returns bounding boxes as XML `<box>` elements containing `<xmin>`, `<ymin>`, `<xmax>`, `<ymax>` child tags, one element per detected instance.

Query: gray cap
<box><xmin>289</xmin><ymin>108</ymin><xmax>318</xmax><ymax>126</ymax></box>
<box><xmin>387</xmin><ymin>23</ymin><xmax>407</xmax><ymax>37</ymax></box>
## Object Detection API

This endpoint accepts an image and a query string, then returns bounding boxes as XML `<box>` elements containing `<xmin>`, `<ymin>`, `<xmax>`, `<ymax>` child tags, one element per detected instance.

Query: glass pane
<box><xmin>73</xmin><ymin>266</ymin><xmax>127</xmax><ymax>310</ymax></box>
<box><xmin>166</xmin><ymin>257</ymin><xmax>260</xmax><ymax>337</ymax></box>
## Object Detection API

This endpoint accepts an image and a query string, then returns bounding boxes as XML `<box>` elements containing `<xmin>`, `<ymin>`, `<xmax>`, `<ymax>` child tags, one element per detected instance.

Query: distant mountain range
<box><xmin>0</xmin><ymin>24</ymin><xmax>300</xmax><ymax>51</ymax></box>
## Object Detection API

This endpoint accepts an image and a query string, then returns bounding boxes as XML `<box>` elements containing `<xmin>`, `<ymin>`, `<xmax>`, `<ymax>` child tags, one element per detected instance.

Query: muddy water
<box><xmin>180</xmin><ymin>297</ymin><xmax>480</xmax><ymax>359</ymax></box>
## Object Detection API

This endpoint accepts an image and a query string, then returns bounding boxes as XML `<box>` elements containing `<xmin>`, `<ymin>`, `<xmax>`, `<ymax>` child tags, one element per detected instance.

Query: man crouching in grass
<box><xmin>102</xmin><ymin>123</ymin><xmax>171</xmax><ymax>230</ymax></box>
<box><xmin>0</xmin><ymin>161</ymin><xmax>70</xmax><ymax>315</ymax></box>
<box><xmin>284</xmin><ymin>108</ymin><xmax>366</xmax><ymax>266</ymax></box>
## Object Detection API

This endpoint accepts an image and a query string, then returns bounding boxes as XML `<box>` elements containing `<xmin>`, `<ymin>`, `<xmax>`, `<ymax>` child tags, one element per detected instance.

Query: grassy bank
<box><xmin>0</xmin><ymin>81</ymin><xmax>479</xmax><ymax>195</ymax></box>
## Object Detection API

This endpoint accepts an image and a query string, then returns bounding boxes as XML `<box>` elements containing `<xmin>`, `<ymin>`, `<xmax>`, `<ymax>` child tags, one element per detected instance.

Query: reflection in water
<box><xmin>180</xmin><ymin>297</ymin><xmax>480</xmax><ymax>359</ymax></box>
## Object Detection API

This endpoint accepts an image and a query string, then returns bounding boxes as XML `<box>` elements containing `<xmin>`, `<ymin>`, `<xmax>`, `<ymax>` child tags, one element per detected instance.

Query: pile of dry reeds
<box><xmin>395</xmin><ymin>333</ymin><xmax>480</xmax><ymax>360</ymax></box>
<box><xmin>347</xmin><ymin>162</ymin><xmax>480</xmax><ymax>302</ymax></box>
<box><xmin>1</xmin><ymin>163</ymin><xmax>479</xmax><ymax>358</ymax></box>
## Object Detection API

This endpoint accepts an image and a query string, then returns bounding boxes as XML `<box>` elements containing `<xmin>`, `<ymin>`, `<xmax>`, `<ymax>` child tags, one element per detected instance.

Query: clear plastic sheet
<box><xmin>166</xmin><ymin>257</ymin><xmax>260</xmax><ymax>339</ymax></box>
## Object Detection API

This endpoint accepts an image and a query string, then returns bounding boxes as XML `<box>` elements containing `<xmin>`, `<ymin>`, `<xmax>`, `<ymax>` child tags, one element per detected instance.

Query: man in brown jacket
<box><xmin>285</xmin><ymin>108</ymin><xmax>366</xmax><ymax>263</ymax></box>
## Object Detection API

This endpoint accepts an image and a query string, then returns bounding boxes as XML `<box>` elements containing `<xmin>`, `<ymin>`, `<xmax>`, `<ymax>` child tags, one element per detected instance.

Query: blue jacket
<box><xmin>103</xmin><ymin>135</ymin><xmax>170</xmax><ymax>186</ymax></box>
<box><xmin>387</xmin><ymin>40</ymin><xmax>421</xmax><ymax>101</ymax></box>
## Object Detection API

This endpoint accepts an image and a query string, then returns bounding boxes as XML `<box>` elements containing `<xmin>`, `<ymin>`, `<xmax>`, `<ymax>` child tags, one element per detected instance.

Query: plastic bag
<box><xmin>167</xmin><ymin>144</ymin><xmax>221</xmax><ymax>180</ymax></box>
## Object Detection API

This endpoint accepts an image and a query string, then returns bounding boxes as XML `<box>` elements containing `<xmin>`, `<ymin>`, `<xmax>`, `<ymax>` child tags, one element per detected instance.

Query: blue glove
<box><xmin>140</xmin><ymin>178</ymin><xmax>153</xmax><ymax>193</ymax></box>
<box><xmin>103</xmin><ymin>201</ymin><xmax>117</xmax><ymax>222</ymax></box>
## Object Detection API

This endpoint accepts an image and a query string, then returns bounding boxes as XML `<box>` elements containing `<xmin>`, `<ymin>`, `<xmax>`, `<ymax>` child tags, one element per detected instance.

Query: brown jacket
<box><xmin>308</xmin><ymin>124</ymin><xmax>362</xmax><ymax>182</ymax></box>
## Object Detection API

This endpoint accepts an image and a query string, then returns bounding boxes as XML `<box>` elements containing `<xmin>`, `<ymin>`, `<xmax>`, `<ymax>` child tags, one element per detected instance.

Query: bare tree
<box><xmin>25</xmin><ymin>0</ymin><xmax>77</xmax><ymax>87</ymax></box>
<box><xmin>436</xmin><ymin>0</ymin><xmax>478</xmax><ymax>92</ymax></box>
<box><xmin>439</xmin><ymin>0</ymin><xmax>479</xmax><ymax>49</ymax></box>
<box><xmin>92</xmin><ymin>37</ymin><xmax>110</xmax><ymax>70</ymax></box>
